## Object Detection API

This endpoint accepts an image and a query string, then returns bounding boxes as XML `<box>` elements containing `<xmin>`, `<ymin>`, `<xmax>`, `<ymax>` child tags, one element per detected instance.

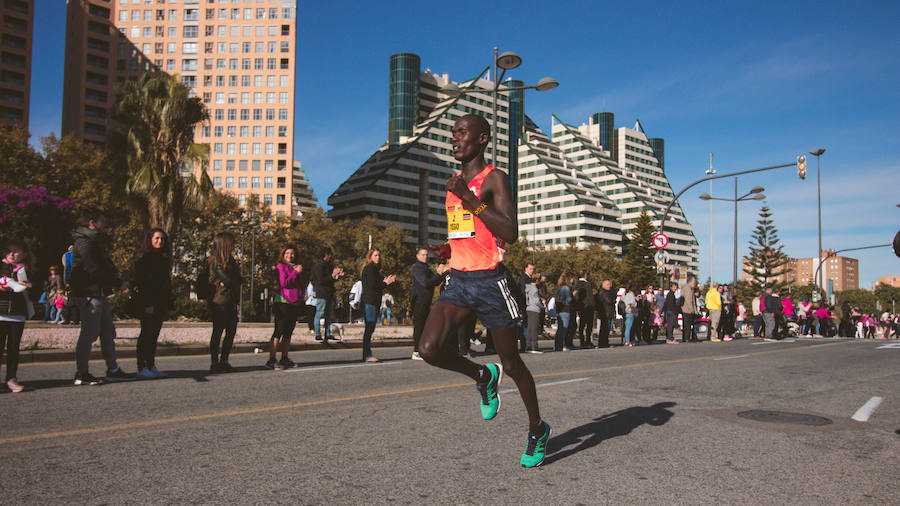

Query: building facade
<box><xmin>329</xmin><ymin>52</ymin><xmax>699</xmax><ymax>278</ymax></box>
<box><xmin>291</xmin><ymin>160</ymin><xmax>318</xmax><ymax>217</ymax></box>
<box><xmin>0</xmin><ymin>0</ymin><xmax>32</xmax><ymax>129</ymax></box>
<box><xmin>62</xmin><ymin>0</ymin><xmax>298</xmax><ymax>217</ymax></box>
<box><xmin>743</xmin><ymin>250</ymin><xmax>859</xmax><ymax>291</ymax></box>
<box><xmin>876</xmin><ymin>275</ymin><xmax>900</xmax><ymax>289</ymax></box>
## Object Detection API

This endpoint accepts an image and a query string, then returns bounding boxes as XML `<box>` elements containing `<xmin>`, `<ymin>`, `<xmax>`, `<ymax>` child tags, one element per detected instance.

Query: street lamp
<box><xmin>699</xmin><ymin>181</ymin><xmax>765</xmax><ymax>294</ymax></box>
<box><xmin>809</xmin><ymin>148</ymin><xmax>826</xmax><ymax>292</ymax></box>
<box><xmin>530</xmin><ymin>199</ymin><xmax>539</xmax><ymax>263</ymax></box>
<box><xmin>706</xmin><ymin>154</ymin><xmax>716</xmax><ymax>282</ymax></box>
<box><xmin>442</xmin><ymin>47</ymin><xmax>558</xmax><ymax>199</ymax></box>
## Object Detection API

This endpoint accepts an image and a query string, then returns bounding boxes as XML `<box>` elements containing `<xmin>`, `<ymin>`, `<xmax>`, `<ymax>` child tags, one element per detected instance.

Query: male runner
<box><xmin>418</xmin><ymin>114</ymin><xmax>550</xmax><ymax>468</ymax></box>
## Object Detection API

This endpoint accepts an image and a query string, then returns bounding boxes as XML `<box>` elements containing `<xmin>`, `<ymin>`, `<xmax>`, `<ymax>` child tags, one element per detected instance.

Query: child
<box><xmin>53</xmin><ymin>292</ymin><xmax>66</xmax><ymax>324</ymax></box>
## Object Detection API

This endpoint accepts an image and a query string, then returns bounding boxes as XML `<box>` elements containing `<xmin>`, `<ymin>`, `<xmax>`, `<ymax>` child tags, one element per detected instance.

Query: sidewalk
<box><xmin>18</xmin><ymin>321</ymin><xmax>414</xmax><ymax>364</ymax></box>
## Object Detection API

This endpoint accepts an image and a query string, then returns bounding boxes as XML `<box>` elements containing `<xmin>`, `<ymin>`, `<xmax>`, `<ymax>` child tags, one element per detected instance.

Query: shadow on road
<box><xmin>545</xmin><ymin>401</ymin><xmax>676</xmax><ymax>465</ymax></box>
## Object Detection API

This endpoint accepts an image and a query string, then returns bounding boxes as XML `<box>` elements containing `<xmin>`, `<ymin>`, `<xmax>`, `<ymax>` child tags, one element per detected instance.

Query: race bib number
<box><xmin>447</xmin><ymin>204</ymin><xmax>475</xmax><ymax>239</ymax></box>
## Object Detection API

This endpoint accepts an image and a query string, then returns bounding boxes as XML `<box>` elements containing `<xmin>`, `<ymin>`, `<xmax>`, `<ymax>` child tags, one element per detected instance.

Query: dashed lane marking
<box><xmin>713</xmin><ymin>355</ymin><xmax>749</xmax><ymax>361</ymax></box>
<box><xmin>851</xmin><ymin>396</ymin><xmax>884</xmax><ymax>422</ymax></box>
<box><xmin>283</xmin><ymin>361</ymin><xmax>402</xmax><ymax>373</ymax></box>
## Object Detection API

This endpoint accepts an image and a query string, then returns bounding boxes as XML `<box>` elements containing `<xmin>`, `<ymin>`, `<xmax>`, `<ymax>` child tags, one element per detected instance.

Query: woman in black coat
<box><xmin>134</xmin><ymin>228</ymin><xmax>172</xmax><ymax>379</ymax></box>
<box><xmin>360</xmin><ymin>248</ymin><xmax>395</xmax><ymax>362</ymax></box>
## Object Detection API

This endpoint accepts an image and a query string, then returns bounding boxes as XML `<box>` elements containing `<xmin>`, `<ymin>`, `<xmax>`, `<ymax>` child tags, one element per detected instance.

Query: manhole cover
<box><xmin>737</xmin><ymin>410</ymin><xmax>832</xmax><ymax>426</ymax></box>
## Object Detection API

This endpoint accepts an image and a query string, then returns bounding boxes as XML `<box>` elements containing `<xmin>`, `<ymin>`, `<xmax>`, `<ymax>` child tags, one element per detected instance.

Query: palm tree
<box><xmin>114</xmin><ymin>72</ymin><xmax>211</xmax><ymax>238</ymax></box>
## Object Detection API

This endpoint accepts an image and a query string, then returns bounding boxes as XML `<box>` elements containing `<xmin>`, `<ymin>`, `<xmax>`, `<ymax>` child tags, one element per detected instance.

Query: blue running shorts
<box><xmin>437</xmin><ymin>263</ymin><xmax>522</xmax><ymax>329</ymax></box>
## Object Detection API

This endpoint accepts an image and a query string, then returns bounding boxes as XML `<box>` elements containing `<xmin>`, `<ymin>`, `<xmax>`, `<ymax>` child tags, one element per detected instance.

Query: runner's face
<box><xmin>451</xmin><ymin>118</ymin><xmax>485</xmax><ymax>163</ymax></box>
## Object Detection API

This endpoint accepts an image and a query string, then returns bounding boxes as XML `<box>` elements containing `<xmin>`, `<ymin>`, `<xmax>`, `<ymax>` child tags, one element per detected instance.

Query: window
<box><xmin>227</xmin><ymin>109</ymin><xmax>236</xmax><ymax>121</ymax></box>
<box><xmin>281</xmin><ymin>25</ymin><xmax>290</xmax><ymax>36</ymax></box>
<box><xmin>269</xmin><ymin>8</ymin><xmax>278</xmax><ymax>19</ymax></box>
<box><xmin>278</xmin><ymin>109</ymin><xmax>288</xmax><ymax>120</ymax></box>
<box><xmin>255</xmin><ymin>41</ymin><xmax>264</xmax><ymax>53</ymax></box>
<box><xmin>167</xmin><ymin>42</ymin><xmax>176</xmax><ymax>54</ymax></box>
<box><xmin>263</xmin><ymin>194</ymin><xmax>273</xmax><ymax>205</ymax></box>
<box><xmin>266</xmin><ymin>109</ymin><xmax>275</xmax><ymax>120</ymax></box>
<box><xmin>205</xmin><ymin>25</ymin><xmax>214</xmax><ymax>36</ymax></box>
<box><xmin>265</xmin><ymin>126</ymin><xmax>274</xmax><ymax>137</ymax></box>
<box><xmin>238</xmin><ymin>177</ymin><xmax>247</xmax><ymax>188</ymax></box>
<box><xmin>182</xmin><ymin>76</ymin><xmax>195</xmax><ymax>88</ymax></box>
<box><xmin>280</xmin><ymin>41</ymin><xmax>290</xmax><ymax>53</ymax></box>
<box><xmin>225</xmin><ymin>177</ymin><xmax>234</xmax><ymax>188</ymax></box>
<box><xmin>168</xmin><ymin>26</ymin><xmax>176</xmax><ymax>37</ymax></box>
<box><xmin>240</xmin><ymin>109</ymin><xmax>249</xmax><ymax>121</ymax></box>
<box><xmin>279</xmin><ymin>92</ymin><xmax>289</xmax><ymax>104</ymax></box>
<box><xmin>252</xmin><ymin>143</ymin><xmax>261</xmax><ymax>154</ymax></box>
<box><xmin>241</xmin><ymin>93</ymin><xmax>250</xmax><ymax>104</ymax></box>
<box><xmin>213</xmin><ymin>143</ymin><xmax>222</xmax><ymax>154</ymax></box>
<box><xmin>239</xmin><ymin>160</ymin><xmax>248</xmax><ymax>171</ymax></box>
<box><xmin>254</xmin><ymin>58</ymin><xmax>264</xmax><ymax>70</ymax></box>
<box><xmin>256</xmin><ymin>8</ymin><xmax>265</xmax><ymax>19</ymax></box>
<box><xmin>168</xmin><ymin>9</ymin><xmax>177</xmax><ymax>20</ymax></box>
<box><xmin>155</xmin><ymin>42</ymin><xmax>164</xmax><ymax>54</ymax></box>
<box><xmin>277</xmin><ymin>143</ymin><xmax>287</xmax><ymax>154</ymax></box>
<box><xmin>264</xmin><ymin>177</ymin><xmax>273</xmax><ymax>189</ymax></box>
<box><xmin>204</xmin><ymin>42</ymin><xmax>213</xmax><ymax>54</ymax></box>
<box><xmin>131</xmin><ymin>26</ymin><xmax>139</xmax><ymax>38</ymax></box>
<box><xmin>251</xmin><ymin>177</ymin><xmax>260</xmax><ymax>188</ymax></box>
<box><xmin>166</xmin><ymin>59</ymin><xmax>175</xmax><ymax>70</ymax></box>
<box><xmin>183</xmin><ymin>42</ymin><xmax>198</xmax><ymax>54</ymax></box>
<box><xmin>241</xmin><ymin>75</ymin><xmax>250</xmax><ymax>87</ymax></box>
<box><xmin>267</xmin><ymin>75</ymin><xmax>276</xmax><ymax>87</ymax></box>
<box><xmin>184</xmin><ymin>8</ymin><xmax>198</xmax><ymax>20</ymax></box>
<box><xmin>252</xmin><ymin>160</ymin><xmax>260</xmax><ymax>170</ymax></box>
<box><xmin>267</xmin><ymin>58</ymin><xmax>276</xmax><ymax>70</ymax></box>
<box><xmin>253</xmin><ymin>109</ymin><xmax>262</xmax><ymax>120</ymax></box>
<box><xmin>227</xmin><ymin>93</ymin><xmax>237</xmax><ymax>104</ymax></box>
<box><xmin>216</xmin><ymin>59</ymin><xmax>225</xmax><ymax>69</ymax></box>
<box><xmin>226</xmin><ymin>160</ymin><xmax>235</xmax><ymax>171</ymax></box>
<box><xmin>265</xmin><ymin>160</ymin><xmax>273</xmax><ymax>171</ymax></box>
<box><xmin>242</xmin><ymin>58</ymin><xmax>251</xmax><ymax>70</ymax></box>
<box><xmin>143</xmin><ymin>27</ymin><xmax>152</xmax><ymax>38</ymax></box>
<box><xmin>227</xmin><ymin>126</ymin><xmax>236</xmax><ymax>137</ymax></box>
<box><xmin>252</xmin><ymin>126</ymin><xmax>262</xmax><ymax>137</ymax></box>
<box><xmin>266</xmin><ymin>92</ymin><xmax>276</xmax><ymax>104</ymax></box>
<box><xmin>238</xmin><ymin>195</ymin><xmax>247</xmax><ymax>206</ymax></box>
<box><xmin>265</xmin><ymin>143</ymin><xmax>274</xmax><ymax>154</ymax></box>
<box><xmin>213</xmin><ymin>177</ymin><xmax>222</xmax><ymax>188</ymax></box>
<box><xmin>280</xmin><ymin>75</ymin><xmax>289</xmax><ymax>87</ymax></box>
<box><xmin>182</xmin><ymin>59</ymin><xmax>197</xmax><ymax>71</ymax></box>
<box><xmin>216</xmin><ymin>75</ymin><xmax>225</xmax><ymax>87</ymax></box>
<box><xmin>256</xmin><ymin>25</ymin><xmax>265</xmax><ymax>37</ymax></box>
<box><xmin>243</xmin><ymin>26</ymin><xmax>252</xmax><ymax>37</ymax></box>
<box><xmin>239</xmin><ymin>126</ymin><xmax>249</xmax><ymax>137</ymax></box>
<box><xmin>228</xmin><ymin>58</ymin><xmax>238</xmax><ymax>69</ymax></box>
<box><xmin>214</xmin><ymin>160</ymin><xmax>222</xmax><ymax>171</ymax></box>
<box><xmin>183</xmin><ymin>25</ymin><xmax>198</xmax><ymax>38</ymax></box>
<box><xmin>214</xmin><ymin>125</ymin><xmax>223</xmax><ymax>136</ymax></box>
<box><xmin>239</xmin><ymin>142</ymin><xmax>248</xmax><ymax>154</ymax></box>
<box><xmin>278</xmin><ymin>126</ymin><xmax>287</xmax><ymax>137</ymax></box>
<box><xmin>276</xmin><ymin>195</ymin><xmax>285</xmax><ymax>206</ymax></box>
<box><xmin>226</xmin><ymin>143</ymin><xmax>235</xmax><ymax>154</ymax></box>
<box><xmin>268</xmin><ymin>25</ymin><xmax>278</xmax><ymax>36</ymax></box>
<box><xmin>277</xmin><ymin>177</ymin><xmax>286</xmax><ymax>189</ymax></box>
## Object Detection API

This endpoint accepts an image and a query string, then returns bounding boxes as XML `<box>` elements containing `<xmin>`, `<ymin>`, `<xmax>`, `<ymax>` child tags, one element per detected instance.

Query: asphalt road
<box><xmin>1</xmin><ymin>337</ymin><xmax>898</xmax><ymax>504</ymax></box>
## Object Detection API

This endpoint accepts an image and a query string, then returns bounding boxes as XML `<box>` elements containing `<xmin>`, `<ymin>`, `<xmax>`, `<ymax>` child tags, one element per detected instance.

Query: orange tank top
<box><xmin>446</xmin><ymin>165</ymin><xmax>505</xmax><ymax>272</ymax></box>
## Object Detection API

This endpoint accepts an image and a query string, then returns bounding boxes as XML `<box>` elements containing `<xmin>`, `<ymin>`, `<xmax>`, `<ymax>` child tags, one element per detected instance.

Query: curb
<box><xmin>18</xmin><ymin>338</ymin><xmax>415</xmax><ymax>364</ymax></box>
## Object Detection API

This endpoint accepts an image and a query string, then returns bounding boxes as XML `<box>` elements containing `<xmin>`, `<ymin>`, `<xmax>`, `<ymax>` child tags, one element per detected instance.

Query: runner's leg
<box><xmin>418</xmin><ymin>301</ymin><xmax>483</xmax><ymax>381</ymax></box>
<box><xmin>491</xmin><ymin>328</ymin><xmax>542</xmax><ymax>432</ymax></box>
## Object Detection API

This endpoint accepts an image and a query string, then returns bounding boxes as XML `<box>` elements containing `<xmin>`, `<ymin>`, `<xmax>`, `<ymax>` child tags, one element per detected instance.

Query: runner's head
<box><xmin>451</xmin><ymin>114</ymin><xmax>490</xmax><ymax>163</ymax></box>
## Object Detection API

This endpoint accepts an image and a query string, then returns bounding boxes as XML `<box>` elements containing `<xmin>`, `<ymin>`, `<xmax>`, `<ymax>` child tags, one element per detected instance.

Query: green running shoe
<box><xmin>520</xmin><ymin>421</ymin><xmax>552</xmax><ymax>468</ymax></box>
<box><xmin>476</xmin><ymin>363</ymin><xmax>503</xmax><ymax>420</ymax></box>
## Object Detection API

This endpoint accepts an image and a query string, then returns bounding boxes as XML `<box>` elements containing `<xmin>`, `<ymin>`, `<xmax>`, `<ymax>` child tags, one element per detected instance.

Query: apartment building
<box><xmin>743</xmin><ymin>249</ymin><xmax>859</xmax><ymax>291</ymax></box>
<box><xmin>291</xmin><ymin>160</ymin><xmax>318</xmax><ymax>217</ymax></box>
<box><xmin>62</xmin><ymin>0</ymin><xmax>297</xmax><ymax>216</ymax></box>
<box><xmin>0</xmin><ymin>0</ymin><xmax>32</xmax><ymax>128</ymax></box>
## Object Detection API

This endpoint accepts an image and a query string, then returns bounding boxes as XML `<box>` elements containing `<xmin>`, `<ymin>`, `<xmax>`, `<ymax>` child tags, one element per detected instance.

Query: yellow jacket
<box><xmin>705</xmin><ymin>288</ymin><xmax>722</xmax><ymax>311</ymax></box>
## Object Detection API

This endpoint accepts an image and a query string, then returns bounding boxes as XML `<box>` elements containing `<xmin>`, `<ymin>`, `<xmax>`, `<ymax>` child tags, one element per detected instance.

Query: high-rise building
<box><xmin>550</xmin><ymin>114</ymin><xmax>699</xmax><ymax>275</ymax></box>
<box><xmin>62</xmin><ymin>0</ymin><xmax>298</xmax><ymax>217</ymax></box>
<box><xmin>329</xmin><ymin>52</ymin><xmax>698</xmax><ymax>279</ymax></box>
<box><xmin>0</xmin><ymin>0</ymin><xmax>32</xmax><ymax>129</ymax></box>
<box><xmin>291</xmin><ymin>160</ymin><xmax>318</xmax><ymax>217</ymax></box>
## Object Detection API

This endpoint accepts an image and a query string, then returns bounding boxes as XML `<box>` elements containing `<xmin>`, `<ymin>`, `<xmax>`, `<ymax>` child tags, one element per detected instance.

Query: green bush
<box><xmin>171</xmin><ymin>297</ymin><xmax>209</xmax><ymax>321</ymax></box>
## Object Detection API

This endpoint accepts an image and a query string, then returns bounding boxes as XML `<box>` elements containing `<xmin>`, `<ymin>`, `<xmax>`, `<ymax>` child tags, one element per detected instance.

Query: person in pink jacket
<box><xmin>266</xmin><ymin>245</ymin><xmax>306</xmax><ymax>370</ymax></box>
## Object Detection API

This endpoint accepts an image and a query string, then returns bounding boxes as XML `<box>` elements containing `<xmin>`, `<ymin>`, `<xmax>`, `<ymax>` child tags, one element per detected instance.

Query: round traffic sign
<box><xmin>653</xmin><ymin>233</ymin><xmax>668</xmax><ymax>249</ymax></box>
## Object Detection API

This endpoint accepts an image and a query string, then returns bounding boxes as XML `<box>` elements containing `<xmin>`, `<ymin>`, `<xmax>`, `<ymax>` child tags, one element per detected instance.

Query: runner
<box><xmin>417</xmin><ymin>114</ymin><xmax>550</xmax><ymax>468</ymax></box>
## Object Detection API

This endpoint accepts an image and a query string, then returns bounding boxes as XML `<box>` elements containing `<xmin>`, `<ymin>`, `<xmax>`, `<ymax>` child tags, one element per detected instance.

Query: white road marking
<box><xmin>500</xmin><ymin>377</ymin><xmax>589</xmax><ymax>394</ymax></box>
<box><xmin>851</xmin><ymin>396</ymin><xmax>884</xmax><ymax>422</ymax></box>
<box><xmin>285</xmin><ymin>361</ymin><xmax>403</xmax><ymax>373</ymax></box>
<box><xmin>876</xmin><ymin>343</ymin><xmax>900</xmax><ymax>349</ymax></box>
<box><xmin>713</xmin><ymin>355</ymin><xmax>749</xmax><ymax>361</ymax></box>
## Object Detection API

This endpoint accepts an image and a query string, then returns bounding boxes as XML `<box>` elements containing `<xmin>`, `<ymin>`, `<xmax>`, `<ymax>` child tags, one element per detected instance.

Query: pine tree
<box><xmin>743</xmin><ymin>205</ymin><xmax>790</xmax><ymax>293</ymax></box>
<box><xmin>622</xmin><ymin>209</ymin><xmax>657</xmax><ymax>287</ymax></box>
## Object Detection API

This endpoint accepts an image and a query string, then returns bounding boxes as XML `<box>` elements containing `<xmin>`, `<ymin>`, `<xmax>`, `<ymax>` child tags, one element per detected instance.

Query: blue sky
<box><xmin>30</xmin><ymin>0</ymin><xmax>900</xmax><ymax>287</ymax></box>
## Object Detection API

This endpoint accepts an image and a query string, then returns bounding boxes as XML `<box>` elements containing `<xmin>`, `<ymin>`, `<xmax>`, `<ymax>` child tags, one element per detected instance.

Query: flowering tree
<box><xmin>0</xmin><ymin>186</ymin><xmax>77</xmax><ymax>283</ymax></box>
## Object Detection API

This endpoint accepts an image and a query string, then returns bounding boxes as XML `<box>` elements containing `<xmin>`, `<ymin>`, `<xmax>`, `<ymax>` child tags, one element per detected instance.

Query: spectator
<box><xmin>721</xmin><ymin>284</ymin><xmax>736</xmax><ymax>340</ymax></box>
<box><xmin>410</xmin><ymin>246</ymin><xmax>447</xmax><ymax>360</ymax></box>
<box><xmin>1</xmin><ymin>240</ymin><xmax>33</xmax><ymax>393</ymax></box>
<box><xmin>762</xmin><ymin>288</ymin><xmax>779</xmax><ymax>340</ymax></box>
<box><xmin>554</xmin><ymin>272</ymin><xmax>574</xmax><ymax>351</ymax></box>
<box><xmin>524</xmin><ymin>274</ymin><xmax>543</xmax><ymax>353</ymax></box>
<box><xmin>380</xmin><ymin>291</ymin><xmax>395</xmax><ymax>326</ymax></box>
<box><xmin>41</xmin><ymin>265</ymin><xmax>63</xmax><ymax>323</ymax></box>
<box><xmin>622</xmin><ymin>281</ymin><xmax>638</xmax><ymax>347</ymax></box>
<box><xmin>637</xmin><ymin>284</ymin><xmax>655</xmax><ymax>344</ymax></box>
<box><xmin>595</xmin><ymin>279</ymin><xmax>615</xmax><ymax>348</ymax></box>
<box><xmin>70</xmin><ymin>209</ymin><xmax>133</xmax><ymax>385</ymax></box>
<box><xmin>797</xmin><ymin>298</ymin><xmax>812</xmax><ymax>336</ymax></box>
<box><xmin>517</xmin><ymin>263</ymin><xmax>536</xmax><ymax>352</ymax></box>
<box><xmin>133</xmin><ymin>228</ymin><xmax>173</xmax><ymax>380</ymax></box>
<box><xmin>573</xmin><ymin>270</ymin><xmax>596</xmax><ymax>348</ymax></box>
<box><xmin>52</xmin><ymin>292</ymin><xmax>66</xmax><ymax>324</ymax></box>
<box><xmin>706</xmin><ymin>282</ymin><xmax>722</xmax><ymax>342</ymax></box>
<box><xmin>310</xmin><ymin>248</ymin><xmax>344</xmax><ymax>343</ymax></box>
<box><xmin>267</xmin><ymin>245</ymin><xmax>305</xmax><ymax>370</ymax></box>
<box><xmin>662</xmin><ymin>282</ymin><xmax>679</xmax><ymax>344</ymax></box>
<box><xmin>360</xmin><ymin>248</ymin><xmax>396</xmax><ymax>363</ymax></box>
<box><xmin>680</xmin><ymin>277</ymin><xmax>699</xmax><ymax>343</ymax></box>
<box><xmin>207</xmin><ymin>232</ymin><xmax>242</xmax><ymax>373</ymax></box>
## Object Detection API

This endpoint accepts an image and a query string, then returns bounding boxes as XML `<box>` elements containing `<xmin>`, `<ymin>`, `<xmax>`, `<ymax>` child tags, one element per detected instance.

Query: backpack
<box><xmin>349</xmin><ymin>280</ymin><xmax>362</xmax><ymax>310</ymax></box>
<box><xmin>194</xmin><ymin>261</ymin><xmax>213</xmax><ymax>301</ymax></box>
<box><xmin>617</xmin><ymin>299</ymin><xmax>625</xmax><ymax>316</ymax></box>
<box><xmin>546</xmin><ymin>296</ymin><xmax>557</xmax><ymax>316</ymax></box>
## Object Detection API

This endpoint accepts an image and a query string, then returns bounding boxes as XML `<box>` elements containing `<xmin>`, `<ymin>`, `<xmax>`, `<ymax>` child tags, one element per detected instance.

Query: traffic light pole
<box><xmin>656</xmin><ymin>161</ymin><xmax>796</xmax><ymax>290</ymax></box>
